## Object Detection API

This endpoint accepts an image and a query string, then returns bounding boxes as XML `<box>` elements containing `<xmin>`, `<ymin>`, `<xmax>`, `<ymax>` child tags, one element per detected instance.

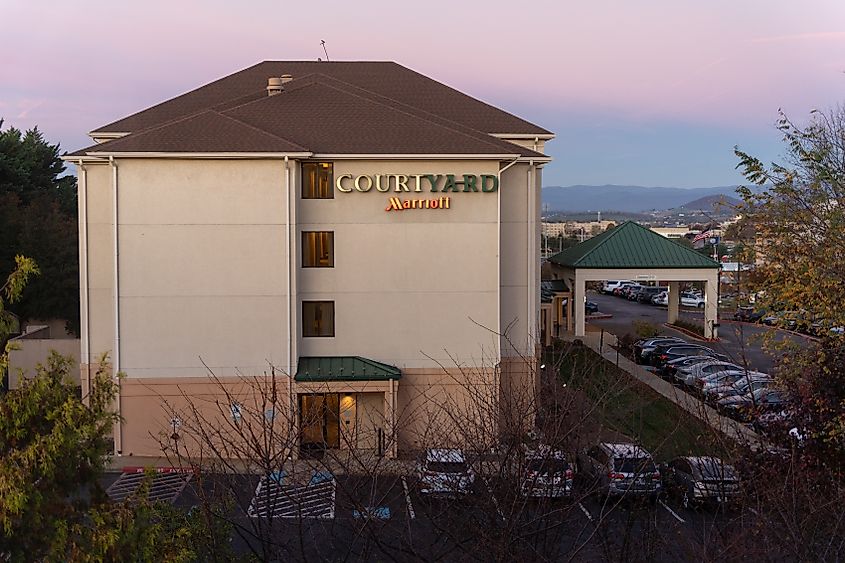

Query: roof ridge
<box><xmin>306</xmin><ymin>77</ymin><xmax>529</xmax><ymax>155</ymax></box>
<box><xmin>304</xmin><ymin>72</ymin><xmax>544</xmax><ymax>155</ymax></box>
<box><xmin>87</xmin><ymin>109</ymin><xmax>309</xmax><ymax>153</ymax></box>
<box><xmin>91</xmin><ymin>61</ymin><xmax>269</xmax><ymax>134</ymax></box>
<box><xmin>212</xmin><ymin>110</ymin><xmax>309</xmax><ymax>152</ymax></box>
<box><xmin>86</xmin><ymin>109</ymin><xmax>229</xmax><ymax>151</ymax></box>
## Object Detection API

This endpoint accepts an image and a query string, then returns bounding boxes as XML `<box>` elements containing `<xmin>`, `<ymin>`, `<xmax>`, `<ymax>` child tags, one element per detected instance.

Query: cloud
<box><xmin>15</xmin><ymin>99</ymin><xmax>45</xmax><ymax>120</ymax></box>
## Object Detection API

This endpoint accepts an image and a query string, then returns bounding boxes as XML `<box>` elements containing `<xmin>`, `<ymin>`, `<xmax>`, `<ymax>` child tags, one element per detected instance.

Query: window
<box><xmin>303</xmin><ymin>301</ymin><xmax>335</xmax><ymax>337</ymax></box>
<box><xmin>302</xmin><ymin>162</ymin><xmax>333</xmax><ymax>199</ymax></box>
<box><xmin>302</xmin><ymin>231</ymin><xmax>334</xmax><ymax>268</ymax></box>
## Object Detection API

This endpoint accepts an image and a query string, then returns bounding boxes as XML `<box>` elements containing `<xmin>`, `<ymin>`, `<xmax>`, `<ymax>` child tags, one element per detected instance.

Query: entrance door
<box><xmin>300</xmin><ymin>394</ymin><xmax>340</xmax><ymax>457</ymax></box>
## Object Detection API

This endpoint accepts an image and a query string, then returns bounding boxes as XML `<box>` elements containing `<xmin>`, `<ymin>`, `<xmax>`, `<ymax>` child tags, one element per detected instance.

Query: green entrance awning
<box><xmin>549</xmin><ymin>221</ymin><xmax>719</xmax><ymax>269</ymax></box>
<box><xmin>295</xmin><ymin>356</ymin><xmax>401</xmax><ymax>382</ymax></box>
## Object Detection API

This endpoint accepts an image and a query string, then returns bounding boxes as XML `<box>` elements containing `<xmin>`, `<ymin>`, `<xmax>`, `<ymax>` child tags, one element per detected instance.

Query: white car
<box><xmin>601</xmin><ymin>280</ymin><xmax>631</xmax><ymax>294</ymax></box>
<box><xmin>520</xmin><ymin>447</ymin><xmax>574</xmax><ymax>498</ymax></box>
<box><xmin>417</xmin><ymin>448</ymin><xmax>475</xmax><ymax>496</ymax></box>
<box><xmin>680</xmin><ymin>291</ymin><xmax>706</xmax><ymax>308</ymax></box>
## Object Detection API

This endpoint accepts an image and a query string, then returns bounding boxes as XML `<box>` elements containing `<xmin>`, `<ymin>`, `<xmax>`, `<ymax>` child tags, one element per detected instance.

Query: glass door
<box><xmin>299</xmin><ymin>394</ymin><xmax>340</xmax><ymax>455</ymax></box>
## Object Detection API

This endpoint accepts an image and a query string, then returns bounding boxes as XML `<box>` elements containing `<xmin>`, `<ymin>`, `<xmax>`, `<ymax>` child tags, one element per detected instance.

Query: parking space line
<box><xmin>578</xmin><ymin>502</ymin><xmax>594</xmax><ymax>522</ymax></box>
<box><xmin>658</xmin><ymin>499</ymin><xmax>686</xmax><ymax>523</ymax></box>
<box><xmin>401</xmin><ymin>477</ymin><xmax>416</xmax><ymax>519</ymax></box>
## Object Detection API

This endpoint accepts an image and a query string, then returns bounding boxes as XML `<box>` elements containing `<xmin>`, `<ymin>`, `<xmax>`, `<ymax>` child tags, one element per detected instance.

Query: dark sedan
<box><xmin>718</xmin><ymin>388</ymin><xmax>791</xmax><ymax>422</ymax></box>
<box><xmin>733</xmin><ymin>306</ymin><xmax>765</xmax><ymax>323</ymax></box>
<box><xmin>634</xmin><ymin>336</ymin><xmax>686</xmax><ymax>364</ymax></box>
<box><xmin>650</xmin><ymin>344</ymin><xmax>726</xmax><ymax>370</ymax></box>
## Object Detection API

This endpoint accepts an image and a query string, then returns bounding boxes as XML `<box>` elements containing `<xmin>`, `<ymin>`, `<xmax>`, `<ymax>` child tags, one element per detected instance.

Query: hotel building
<box><xmin>66</xmin><ymin>61</ymin><xmax>552</xmax><ymax>458</ymax></box>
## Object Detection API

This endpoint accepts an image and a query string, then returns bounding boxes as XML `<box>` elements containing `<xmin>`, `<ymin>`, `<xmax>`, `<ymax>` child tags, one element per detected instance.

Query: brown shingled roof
<box><xmin>69</xmin><ymin>111</ymin><xmax>307</xmax><ymax>156</ymax></box>
<box><xmin>222</xmin><ymin>78</ymin><xmax>529</xmax><ymax>155</ymax></box>
<box><xmin>77</xmin><ymin>61</ymin><xmax>551</xmax><ymax>157</ymax></box>
<box><xmin>92</xmin><ymin>61</ymin><xmax>550</xmax><ymax>136</ymax></box>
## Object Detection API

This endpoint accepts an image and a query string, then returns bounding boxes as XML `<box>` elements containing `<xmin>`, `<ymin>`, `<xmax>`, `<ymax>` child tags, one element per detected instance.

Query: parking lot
<box><xmin>586</xmin><ymin>291</ymin><xmax>812</xmax><ymax>374</ymax></box>
<box><xmin>101</xmin><ymin>468</ymin><xmax>767</xmax><ymax>561</ymax></box>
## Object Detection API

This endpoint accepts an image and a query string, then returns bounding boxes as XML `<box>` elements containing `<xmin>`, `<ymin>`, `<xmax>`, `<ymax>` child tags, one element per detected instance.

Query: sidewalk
<box><xmin>565</xmin><ymin>333</ymin><xmax>760</xmax><ymax>446</ymax></box>
<box><xmin>107</xmin><ymin>451</ymin><xmax>418</xmax><ymax>475</ymax></box>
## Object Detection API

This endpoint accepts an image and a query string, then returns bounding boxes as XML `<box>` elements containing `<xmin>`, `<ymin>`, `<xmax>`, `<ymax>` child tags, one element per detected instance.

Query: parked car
<box><xmin>520</xmin><ymin>446</ymin><xmax>574</xmax><ymax>498</ymax></box>
<box><xmin>651</xmin><ymin>291</ymin><xmax>668</xmax><ymax>306</ymax></box>
<box><xmin>619</xmin><ymin>283</ymin><xmax>644</xmax><ymax>299</ymax></box>
<box><xmin>585</xmin><ymin>301</ymin><xmax>599</xmax><ymax>315</ymax></box>
<box><xmin>663</xmin><ymin>456</ymin><xmax>741</xmax><ymax>508</ymax></box>
<box><xmin>733</xmin><ymin>306</ymin><xmax>765</xmax><ymax>323</ymax></box>
<box><xmin>417</xmin><ymin>449</ymin><xmax>475</xmax><ymax>496</ymax></box>
<box><xmin>675</xmin><ymin>360</ymin><xmax>742</xmax><ymax>387</ymax></box>
<box><xmin>706</xmin><ymin>375</ymin><xmax>773</xmax><ymax>405</ymax></box>
<box><xmin>601</xmin><ymin>280</ymin><xmax>631</xmax><ymax>295</ymax></box>
<box><xmin>636</xmin><ymin>286</ymin><xmax>667</xmax><ymax>304</ymax></box>
<box><xmin>634</xmin><ymin>336</ymin><xmax>686</xmax><ymax>364</ymax></box>
<box><xmin>614</xmin><ymin>282</ymin><xmax>641</xmax><ymax>297</ymax></box>
<box><xmin>650</xmin><ymin>344</ymin><xmax>726</xmax><ymax>370</ymax></box>
<box><xmin>680</xmin><ymin>291</ymin><xmax>706</xmax><ymax>308</ymax></box>
<box><xmin>696</xmin><ymin>369</ymin><xmax>769</xmax><ymax>396</ymax></box>
<box><xmin>626</xmin><ymin>285</ymin><xmax>648</xmax><ymax>301</ymax></box>
<box><xmin>577</xmin><ymin>443</ymin><xmax>661</xmax><ymax>502</ymax></box>
<box><xmin>661</xmin><ymin>355</ymin><xmax>720</xmax><ymax>382</ymax></box>
<box><xmin>718</xmin><ymin>389</ymin><xmax>791</xmax><ymax>422</ymax></box>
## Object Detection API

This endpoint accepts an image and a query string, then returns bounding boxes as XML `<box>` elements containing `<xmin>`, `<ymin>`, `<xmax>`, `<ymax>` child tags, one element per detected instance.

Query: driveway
<box><xmin>586</xmin><ymin>292</ymin><xmax>812</xmax><ymax>373</ymax></box>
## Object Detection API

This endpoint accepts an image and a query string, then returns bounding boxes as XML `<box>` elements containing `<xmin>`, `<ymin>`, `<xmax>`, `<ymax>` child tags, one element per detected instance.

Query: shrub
<box><xmin>632</xmin><ymin>320</ymin><xmax>661</xmax><ymax>338</ymax></box>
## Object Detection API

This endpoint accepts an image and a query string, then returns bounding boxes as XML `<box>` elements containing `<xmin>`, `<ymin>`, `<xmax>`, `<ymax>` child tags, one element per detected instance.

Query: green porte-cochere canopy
<box><xmin>549</xmin><ymin>221</ymin><xmax>719</xmax><ymax>270</ymax></box>
<box><xmin>295</xmin><ymin>356</ymin><xmax>402</xmax><ymax>382</ymax></box>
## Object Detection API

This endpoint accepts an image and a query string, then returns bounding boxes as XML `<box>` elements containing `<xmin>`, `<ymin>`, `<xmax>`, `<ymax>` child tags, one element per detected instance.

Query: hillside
<box><xmin>542</xmin><ymin>184</ymin><xmax>740</xmax><ymax>213</ymax></box>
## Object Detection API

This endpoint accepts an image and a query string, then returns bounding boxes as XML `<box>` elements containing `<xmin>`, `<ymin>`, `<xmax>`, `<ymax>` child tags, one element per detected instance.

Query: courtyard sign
<box><xmin>335</xmin><ymin>173</ymin><xmax>498</xmax><ymax>194</ymax></box>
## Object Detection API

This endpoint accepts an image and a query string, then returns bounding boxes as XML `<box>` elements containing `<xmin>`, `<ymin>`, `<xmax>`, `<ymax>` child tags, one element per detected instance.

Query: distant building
<box><xmin>650</xmin><ymin>226</ymin><xmax>692</xmax><ymax>239</ymax></box>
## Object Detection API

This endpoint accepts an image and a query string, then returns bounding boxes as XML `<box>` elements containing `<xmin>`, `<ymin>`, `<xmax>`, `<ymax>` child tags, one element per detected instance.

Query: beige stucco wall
<box><xmin>81</xmin><ymin>159</ymin><xmax>293</xmax><ymax>380</ymax></box>
<box><xmin>76</xmin><ymin>154</ymin><xmax>540</xmax><ymax>457</ymax></box>
<box><xmin>298</xmin><ymin>160</ymin><xmax>502</xmax><ymax>369</ymax></box>
<box><xmin>8</xmin><ymin>338</ymin><xmax>80</xmax><ymax>388</ymax></box>
<box><xmin>499</xmin><ymin>163</ymin><xmax>541</xmax><ymax>357</ymax></box>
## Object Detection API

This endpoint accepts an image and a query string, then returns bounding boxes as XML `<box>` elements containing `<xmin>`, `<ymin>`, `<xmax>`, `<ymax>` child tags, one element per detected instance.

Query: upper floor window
<box><xmin>303</xmin><ymin>231</ymin><xmax>334</xmax><ymax>268</ymax></box>
<box><xmin>303</xmin><ymin>301</ymin><xmax>335</xmax><ymax>337</ymax></box>
<box><xmin>302</xmin><ymin>162</ymin><xmax>333</xmax><ymax>199</ymax></box>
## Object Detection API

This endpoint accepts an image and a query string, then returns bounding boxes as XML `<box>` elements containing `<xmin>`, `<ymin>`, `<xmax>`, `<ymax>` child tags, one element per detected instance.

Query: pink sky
<box><xmin>3</xmin><ymin>0</ymin><xmax>845</xmax><ymax>187</ymax></box>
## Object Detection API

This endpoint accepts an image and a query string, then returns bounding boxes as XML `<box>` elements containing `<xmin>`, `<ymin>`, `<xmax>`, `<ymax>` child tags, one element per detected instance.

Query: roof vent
<box><xmin>267</xmin><ymin>77</ymin><xmax>284</xmax><ymax>96</ymax></box>
<box><xmin>281</xmin><ymin>74</ymin><xmax>293</xmax><ymax>84</ymax></box>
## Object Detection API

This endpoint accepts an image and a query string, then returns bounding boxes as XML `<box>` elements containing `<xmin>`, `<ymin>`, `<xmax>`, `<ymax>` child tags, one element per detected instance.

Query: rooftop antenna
<box><xmin>320</xmin><ymin>40</ymin><xmax>330</xmax><ymax>62</ymax></box>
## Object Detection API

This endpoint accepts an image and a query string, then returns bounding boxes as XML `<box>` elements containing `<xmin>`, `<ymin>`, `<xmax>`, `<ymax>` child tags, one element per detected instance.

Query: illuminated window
<box><xmin>302</xmin><ymin>162</ymin><xmax>333</xmax><ymax>199</ymax></box>
<box><xmin>302</xmin><ymin>231</ymin><xmax>334</xmax><ymax>268</ymax></box>
<box><xmin>303</xmin><ymin>301</ymin><xmax>335</xmax><ymax>337</ymax></box>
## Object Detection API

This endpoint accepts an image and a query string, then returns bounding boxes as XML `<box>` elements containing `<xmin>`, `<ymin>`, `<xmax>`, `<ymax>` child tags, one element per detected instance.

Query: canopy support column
<box><xmin>667</xmin><ymin>282</ymin><xmax>680</xmax><ymax>325</ymax></box>
<box><xmin>574</xmin><ymin>274</ymin><xmax>586</xmax><ymax>337</ymax></box>
<box><xmin>704</xmin><ymin>271</ymin><xmax>719</xmax><ymax>339</ymax></box>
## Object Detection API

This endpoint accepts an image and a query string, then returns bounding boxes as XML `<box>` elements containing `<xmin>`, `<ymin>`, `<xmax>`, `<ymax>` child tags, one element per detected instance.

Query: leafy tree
<box><xmin>735</xmin><ymin>106</ymin><xmax>845</xmax><ymax>478</ymax></box>
<box><xmin>735</xmin><ymin>106</ymin><xmax>845</xmax><ymax>330</ymax></box>
<box><xmin>1</xmin><ymin>255</ymin><xmax>39</xmax><ymax>383</ymax></box>
<box><xmin>0</xmin><ymin>353</ymin><xmax>239</xmax><ymax>561</ymax></box>
<box><xmin>0</xmin><ymin>121</ymin><xmax>78</xmax><ymax>333</ymax></box>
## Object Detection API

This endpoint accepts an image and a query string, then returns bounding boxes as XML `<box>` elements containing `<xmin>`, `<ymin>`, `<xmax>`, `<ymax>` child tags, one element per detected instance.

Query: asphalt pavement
<box><xmin>586</xmin><ymin>291</ymin><xmax>812</xmax><ymax>373</ymax></box>
<box><xmin>100</xmin><ymin>470</ymin><xmax>758</xmax><ymax>561</ymax></box>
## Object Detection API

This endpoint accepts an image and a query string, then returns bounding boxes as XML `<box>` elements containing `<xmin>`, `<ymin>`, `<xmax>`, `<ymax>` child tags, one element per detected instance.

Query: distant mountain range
<box><xmin>542</xmin><ymin>185</ymin><xmax>742</xmax><ymax>213</ymax></box>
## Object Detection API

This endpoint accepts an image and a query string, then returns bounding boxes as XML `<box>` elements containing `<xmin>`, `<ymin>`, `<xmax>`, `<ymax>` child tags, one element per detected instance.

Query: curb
<box><xmin>586</xmin><ymin>313</ymin><xmax>613</xmax><ymax>320</ymax></box>
<box><xmin>664</xmin><ymin>322</ymin><xmax>719</xmax><ymax>343</ymax></box>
